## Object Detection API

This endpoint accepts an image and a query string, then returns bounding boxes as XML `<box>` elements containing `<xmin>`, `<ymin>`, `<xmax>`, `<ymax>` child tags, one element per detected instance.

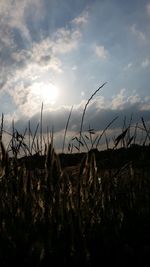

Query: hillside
<box><xmin>0</xmin><ymin>143</ymin><xmax>150</xmax><ymax>266</ymax></box>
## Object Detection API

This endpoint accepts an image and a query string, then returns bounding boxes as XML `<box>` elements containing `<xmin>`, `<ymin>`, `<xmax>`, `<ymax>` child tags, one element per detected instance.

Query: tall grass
<box><xmin>0</xmin><ymin>117</ymin><xmax>150</xmax><ymax>266</ymax></box>
<box><xmin>0</xmin><ymin>83</ymin><xmax>150</xmax><ymax>266</ymax></box>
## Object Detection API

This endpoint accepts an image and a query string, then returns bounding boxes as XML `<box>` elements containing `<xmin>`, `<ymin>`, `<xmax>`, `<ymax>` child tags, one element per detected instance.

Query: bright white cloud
<box><xmin>30</xmin><ymin>28</ymin><xmax>81</xmax><ymax>61</ymax></box>
<box><xmin>95</xmin><ymin>45</ymin><xmax>109</xmax><ymax>59</ymax></box>
<box><xmin>11</xmin><ymin>25</ymin><xmax>81</xmax><ymax>70</ymax></box>
<box><xmin>140</xmin><ymin>96</ymin><xmax>150</xmax><ymax>110</ymax></box>
<box><xmin>111</xmin><ymin>88</ymin><xmax>141</xmax><ymax>110</ymax></box>
<box><xmin>29</xmin><ymin>39</ymin><xmax>63</xmax><ymax>72</ymax></box>
<box><xmin>0</xmin><ymin>4</ymin><xmax>85</xmax><ymax>122</ymax></box>
<box><xmin>111</xmin><ymin>88</ymin><xmax>126</xmax><ymax>109</ymax></box>
<box><xmin>1</xmin><ymin>18</ymin><xmax>83</xmax><ymax>106</ymax></box>
<box><xmin>127</xmin><ymin>94</ymin><xmax>141</xmax><ymax>105</ymax></box>
<box><xmin>8</xmin><ymin>81</ymin><xmax>60</xmax><ymax>117</ymax></box>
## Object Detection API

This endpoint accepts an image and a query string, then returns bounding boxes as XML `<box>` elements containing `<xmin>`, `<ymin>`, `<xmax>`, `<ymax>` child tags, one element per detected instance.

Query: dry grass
<box><xmin>0</xmin><ymin>135</ymin><xmax>150</xmax><ymax>266</ymax></box>
<box><xmin>0</xmin><ymin>89</ymin><xmax>150</xmax><ymax>266</ymax></box>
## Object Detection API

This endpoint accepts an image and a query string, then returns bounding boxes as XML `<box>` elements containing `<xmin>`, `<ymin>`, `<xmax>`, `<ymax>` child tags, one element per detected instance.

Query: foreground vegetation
<box><xmin>0</xmin><ymin>134</ymin><xmax>150</xmax><ymax>266</ymax></box>
<box><xmin>0</xmin><ymin>84</ymin><xmax>150</xmax><ymax>266</ymax></box>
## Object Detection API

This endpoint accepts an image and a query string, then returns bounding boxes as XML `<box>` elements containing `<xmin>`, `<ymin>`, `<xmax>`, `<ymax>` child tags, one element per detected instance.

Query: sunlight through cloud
<box><xmin>31</xmin><ymin>82</ymin><xmax>59</xmax><ymax>105</ymax></box>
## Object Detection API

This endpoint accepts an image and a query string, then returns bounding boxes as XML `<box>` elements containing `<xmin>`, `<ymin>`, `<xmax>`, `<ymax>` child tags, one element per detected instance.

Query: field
<box><xmin>0</xmin><ymin>88</ymin><xmax>150</xmax><ymax>266</ymax></box>
<box><xmin>0</xmin><ymin>127</ymin><xmax>150</xmax><ymax>266</ymax></box>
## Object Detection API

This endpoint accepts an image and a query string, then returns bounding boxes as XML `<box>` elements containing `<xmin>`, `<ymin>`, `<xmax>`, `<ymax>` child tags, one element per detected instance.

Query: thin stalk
<box><xmin>95</xmin><ymin>116</ymin><xmax>118</xmax><ymax>148</ymax></box>
<box><xmin>141</xmin><ymin>117</ymin><xmax>150</xmax><ymax>143</ymax></box>
<box><xmin>62</xmin><ymin>105</ymin><xmax>73</xmax><ymax>153</ymax></box>
<box><xmin>79</xmin><ymin>82</ymin><xmax>107</xmax><ymax>151</ymax></box>
<box><xmin>133</xmin><ymin>122</ymin><xmax>138</xmax><ymax>144</ymax></box>
<box><xmin>0</xmin><ymin>113</ymin><xmax>4</xmax><ymax>141</ymax></box>
<box><xmin>28</xmin><ymin>120</ymin><xmax>31</xmax><ymax>155</ymax></box>
<box><xmin>104</xmin><ymin>132</ymin><xmax>109</xmax><ymax>150</ymax></box>
<box><xmin>47</xmin><ymin>126</ymin><xmax>50</xmax><ymax>146</ymax></box>
<box><xmin>89</xmin><ymin>125</ymin><xmax>93</xmax><ymax>149</ymax></box>
<box><xmin>81</xmin><ymin>133</ymin><xmax>89</xmax><ymax>151</ymax></box>
<box><xmin>40</xmin><ymin>102</ymin><xmax>43</xmax><ymax>155</ymax></box>
<box><xmin>30</xmin><ymin>123</ymin><xmax>39</xmax><ymax>154</ymax></box>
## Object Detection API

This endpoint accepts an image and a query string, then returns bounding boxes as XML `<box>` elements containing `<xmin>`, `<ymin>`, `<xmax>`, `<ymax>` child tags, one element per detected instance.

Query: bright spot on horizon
<box><xmin>31</xmin><ymin>82</ymin><xmax>59</xmax><ymax>105</ymax></box>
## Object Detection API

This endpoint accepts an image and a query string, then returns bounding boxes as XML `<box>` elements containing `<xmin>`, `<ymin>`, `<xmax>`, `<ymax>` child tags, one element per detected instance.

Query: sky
<box><xmin>0</xmin><ymin>0</ymin><xmax>150</xmax><ymax>151</ymax></box>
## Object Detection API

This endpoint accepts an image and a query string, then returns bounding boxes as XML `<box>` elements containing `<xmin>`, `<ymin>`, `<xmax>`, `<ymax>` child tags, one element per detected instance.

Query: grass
<box><xmin>0</xmin><ymin>84</ymin><xmax>150</xmax><ymax>266</ymax></box>
<box><xmin>0</xmin><ymin>140</ymin><xmax>150</xmax><ymax>266</ymax></box>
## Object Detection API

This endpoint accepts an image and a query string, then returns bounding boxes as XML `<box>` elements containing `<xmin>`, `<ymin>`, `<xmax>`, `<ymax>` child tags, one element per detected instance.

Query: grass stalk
<box><xmin>62</xmin><ymin>105</ymin><xmax>73</xmax><ymax>153</ymax></box>
<box><xmin>95</xmin><ymin>116</ymin><xmax>118</xmax><ymax>148</ymax></box>
<box><xmin>79</xmin><ymin>82</ymin><xmax>107</xmax><ymax>151</ymax></box>
<box><xmin>0</xmin><ymin>113</ymin><xmax>4</xmax><ymax>142</ymax></box>
<box><xmin>40</xmin><ymin>102</ymin><xmax>43</xmax><ymax>155</ymax></box>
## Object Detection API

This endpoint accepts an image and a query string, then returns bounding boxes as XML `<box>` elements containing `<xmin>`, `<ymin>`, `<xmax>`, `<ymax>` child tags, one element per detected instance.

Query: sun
<box><xmin>31</xmin><ymin>82</ymin><xmax>59</xmax><ymax>105</ymax></box>
<box><xmin>40</xmin><ymin>83</ymin><xmax>59</xmax><ymax>105</ymax></box>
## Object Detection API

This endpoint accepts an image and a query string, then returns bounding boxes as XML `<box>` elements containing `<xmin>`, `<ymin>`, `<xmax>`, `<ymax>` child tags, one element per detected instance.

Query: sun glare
<box><xmin>41</xmin><ymin>83</ymin><xmax>59</xmax><ymax>104</ymax></box>
<box><xmin>31</xmin><ymin>82</ymin><xmax>59</xmax><ymax>105</ymax></box>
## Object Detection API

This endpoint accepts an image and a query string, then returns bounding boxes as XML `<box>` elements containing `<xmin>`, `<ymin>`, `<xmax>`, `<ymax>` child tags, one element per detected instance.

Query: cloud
<box><xmin>6</xmin><ymin>78</ymin><xmax>61</xmax><ymax>117</ymax></box>
<box><xmin>0</xmin><ymin>0</ymin><xmax>43</xmax><ymax>91</ymax></box>
<box><xmin>0</xmin><ymin>0</ymin><xmax>42</xmax><ymax>47</ymax></box>
<box><xmin>130</xmin><ymin>24</ymin><xmax>146</xmax><ymax>43</ymax></box>
<box><xmin>72</xmin><ymin>11</ymin><xmax>89</xmax><ymax>25</ymax></box>
<box><xmin>146</xmin><ymin>3</ymin><xmax>150</xmax><ymax>16</ymax></box>
<box><xmin>111</xmin><ymin>89</ymin><xmax>126</xmax><ymax>109</ymax></box>
<box><xmin>28</xmin><ymin>39</ymin><xmax>63</xmax><ymax>72</ymax></box>
<box><xmin>95</xmin><ymin>45</ymin><xmax>109</xmax><ymax>59</ymax></box>
<box><xmin>0</xmin><ymin>9</ymin><xmax>83</xmax><ymax>115</ymax></box>
<box><xmin>124</xmin><ymin>62</ymin><xmax>133</xmax><ymax>71</ymax></box>
<box><xmin>1</xmin><ymin>22</ymin><xmax>82</xmax><ymax>114</ymax></box>
<box><xmin>0</xmin><ymin>1</ymin><xmax>85</xmax><ymax>85</ymax></box>
<box><xmin>52</xmin><ymin>28</ymin><xmax>81</xmax><ymax>54</ymax></box>
<box><xmin>142</xmin><ymin>57</ymin><xmax>150</xmax><ymax>68</ymax></box>
<box><xmin>111</xmin><ymin>88</ymin><xmax>142</xmax><ymax>110</ymax></box>
<box><xmin>0</xmin><ymin>5</ymin><xmax>86</xmax><ymax>134</ymax></box>
<box><xmin>8</xmin><ymin>88</ymin><xmax>150</xmax><ymax>132</ymax></box>
<box><xmin>72</xmin><ymin>65</ymin><xmax>77</xmax><ymax>71</ymax></box>
<box><xmin>10</xmin><ymin>25</ymin><xmax>81</xmax><ymax>69</ymax></box>
<box><xmin>0</xmin><ymin>0</ymin><xmax>84</xmax><ymax>93</ymax></box>
<box><xmin>3</xmin><ymin>87</ymin><xmax>150</xmax><ymax>151</ymax></box>
<box><xmin>1</xmin><ymin>2</ymin><xmax>150</xmax><ymax>152</ymax></box>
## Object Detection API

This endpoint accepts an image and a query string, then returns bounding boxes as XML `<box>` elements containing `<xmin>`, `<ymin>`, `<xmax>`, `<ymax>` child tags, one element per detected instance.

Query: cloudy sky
<box><xmin>0</xmin><ymin>0</ymin><xmax>150</xmax><ymax>151</ymax></box>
